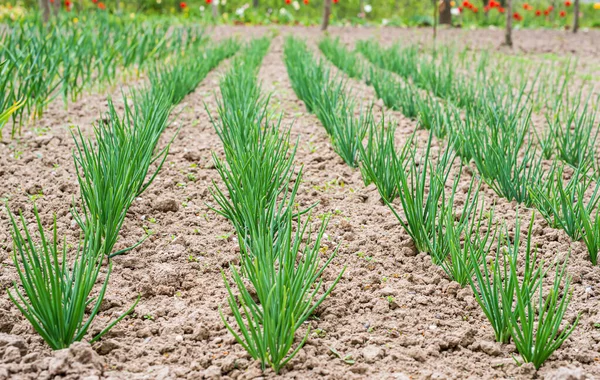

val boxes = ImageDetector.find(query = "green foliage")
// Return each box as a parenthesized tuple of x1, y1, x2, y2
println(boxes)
(359, 114, 398, 201)
(6, 205, 139, 350)
(222, 212, 344, 373)
(469, 216, 543, 344)
(546, 98, 599, 172)
(319, 36, 363, 80)
(366, 133, 455, 253)
(212, 38, 343, 373)
(0, 12, 206, 138)
(529, 165, 600, 241)
(72, 89, 172, 258)
(469, 213, 578, 366)
(465, 104, 543, 205)
(319, 96, 369, 168)
(284, 36, 370, 169)
(430, 179, 491, 287)
(6, 34, 230, 351)
(508, 241, 579, 369)
(580, 201, 600, 265)
(150, 39, 239, 105)
(283, 37, 329, 114)
(368, 67, 419, 120)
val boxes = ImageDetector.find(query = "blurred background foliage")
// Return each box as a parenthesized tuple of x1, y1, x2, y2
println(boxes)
(2, 0, 600, 28)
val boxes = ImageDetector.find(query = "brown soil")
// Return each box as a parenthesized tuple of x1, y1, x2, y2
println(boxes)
(1, 27, 599, 380)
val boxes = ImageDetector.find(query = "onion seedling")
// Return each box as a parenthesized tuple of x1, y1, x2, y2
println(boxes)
(319, 36, 363, 80)
(359, 114, 398, 201)
(221, 212, 345, 373)
(6, 205, 138, 350)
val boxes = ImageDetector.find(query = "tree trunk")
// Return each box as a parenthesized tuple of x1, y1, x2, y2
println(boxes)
(573, 0, 580, 33)
(253, 0, 258, 8)
(51, 0, 60, 16)
(321, 0, 332, 31)
(505, 0, 513, 47)
(39, 0, 51, 22)
(439, 0, 452, 25)
(433, 0, 438, 41)
(359, 0, 364, 15)
(212, 1, 218, 20)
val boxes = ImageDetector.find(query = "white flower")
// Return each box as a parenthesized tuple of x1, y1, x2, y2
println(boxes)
(381, 18, 388, 25)
(199, 5, 205, 11)
(236, 7, 245, 16)
(364, 4, 372, 13)
(214, 0, 219, 5)
(292, 1, 300, 10)
(451, 7, 460, 15)
(279, 8, 287, 15)
(156, 0, 161, 4)
(221, 0, 226, 4)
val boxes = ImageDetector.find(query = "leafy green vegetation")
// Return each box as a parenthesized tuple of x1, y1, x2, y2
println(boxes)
(211, 38, 344, 373)
(5, 38, 233, 350)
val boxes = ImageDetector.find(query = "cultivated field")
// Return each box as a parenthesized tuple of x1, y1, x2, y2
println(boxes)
(1, 26, 600, 379)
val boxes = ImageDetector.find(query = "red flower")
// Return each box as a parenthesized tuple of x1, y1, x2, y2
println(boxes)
(535, 10, 541, 16)
(206, 0, 212, 4)
(303, 0, 309, 4)
(92, 0, 98, 3)
(458, 6, 463, 12)
(472, 6, 478, 12)
(559, 10, 567, 17)
(483, 5, 489, 12)
(523, 3, 529, 9)
(97, 2, 105, 9)
(462, 1, 470, 7)
(179, 1, 186, 8)
(498, 7, 505, 13)
(64, 0, 71, 6)
(49, 0, 54, 3)
(285, 0, 291, 3)
(564, 1, 572, 6)
(513, 12, 522, 20)
(333, 0, 338, 3)
(544, 9, 550, 15)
